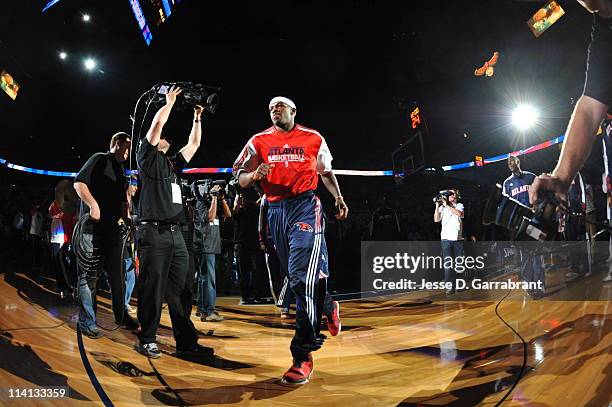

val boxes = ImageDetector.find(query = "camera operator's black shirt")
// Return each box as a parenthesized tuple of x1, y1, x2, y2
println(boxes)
(584, 15, 612, 107)
(75, 152, 127, 229)
(136, 139, 187, 224)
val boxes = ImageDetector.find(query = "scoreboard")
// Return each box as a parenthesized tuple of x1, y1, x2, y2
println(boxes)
(128, 0, 184, 46)
(149, 0, 183, 25)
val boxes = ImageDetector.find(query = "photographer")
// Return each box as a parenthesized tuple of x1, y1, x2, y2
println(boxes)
(433, 189, 464, 293)
(194, 183, 231, 322)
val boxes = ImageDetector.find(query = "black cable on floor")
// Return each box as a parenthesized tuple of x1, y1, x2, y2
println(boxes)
(148, 358, 187, 407)
(76, 324, 114, 407)
(493, 289, 528, 407)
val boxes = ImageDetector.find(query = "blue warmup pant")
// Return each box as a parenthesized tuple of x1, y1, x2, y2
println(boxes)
(267, 191, 329, 362)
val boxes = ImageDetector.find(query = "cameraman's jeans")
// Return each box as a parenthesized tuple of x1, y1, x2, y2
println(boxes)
(77, 225, 125, 331)
(520, 252, 544, 287)
(125, 257, 136, 307)
(566, 216, 588, 275)
(197, 253, 216, 315)
(441, 240, 464, 285)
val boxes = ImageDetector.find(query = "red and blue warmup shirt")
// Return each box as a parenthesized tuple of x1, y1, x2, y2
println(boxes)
(502, 171, 536, 207)
(601, 116, 612, 196)
(233, 124, 333, 202)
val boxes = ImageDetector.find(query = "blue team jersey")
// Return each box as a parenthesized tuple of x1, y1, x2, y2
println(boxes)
(502, 171, 536, 207)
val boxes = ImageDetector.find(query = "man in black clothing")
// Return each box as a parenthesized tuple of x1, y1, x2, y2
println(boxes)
(233, 191, 260, 304)
(74, 132, 139, 338)
(369, 196, 401, 240)
(135, 86, 210, 359)
(530, 1, 611, 206)
(565, 173, 590, 280)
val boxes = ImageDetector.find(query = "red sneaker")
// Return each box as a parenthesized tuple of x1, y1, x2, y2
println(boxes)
(282, 354, 314, 385)
(327, 300, 341, 337)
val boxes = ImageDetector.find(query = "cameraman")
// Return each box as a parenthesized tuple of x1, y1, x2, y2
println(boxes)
(433, 189, 464, 293)
(134, 87, 207, 359)
(530, 1, 610, 207)
(195, 183, 231, 322)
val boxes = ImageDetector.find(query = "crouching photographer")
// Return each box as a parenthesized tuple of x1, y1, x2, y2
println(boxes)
(433, 189, 464, 293)
(193, 180, 231, 322)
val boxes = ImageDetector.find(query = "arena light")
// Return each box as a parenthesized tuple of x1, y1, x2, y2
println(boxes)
(84, 58, 96, 71)
(512, 104, 539, 130)
(59, 51, 67, 60)
(82, 13, 91, 22)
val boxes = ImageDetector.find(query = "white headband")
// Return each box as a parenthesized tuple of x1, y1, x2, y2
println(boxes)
(269, 96, 296, 110)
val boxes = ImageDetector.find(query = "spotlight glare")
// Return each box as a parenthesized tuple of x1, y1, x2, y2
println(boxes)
(59, 51, 67, 60)
(84, 58, 96, 71)
(83, 13, 91, 22)
(512, 104, 539, 130)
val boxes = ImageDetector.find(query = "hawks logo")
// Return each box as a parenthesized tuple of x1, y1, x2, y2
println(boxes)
(511, 184, 529, 197)
(268, 144, 306, 167)
(294, 222, 314, 232)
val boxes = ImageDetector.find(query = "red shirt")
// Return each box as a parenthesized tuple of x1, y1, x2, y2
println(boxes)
(233, 124, 333, 202)
(49, 202, 77, 244)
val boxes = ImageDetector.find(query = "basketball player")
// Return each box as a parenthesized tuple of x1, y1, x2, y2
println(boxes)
(233, 96, 347, 385)
(503, 156, 536, 207)
(502, 156, 544, 298)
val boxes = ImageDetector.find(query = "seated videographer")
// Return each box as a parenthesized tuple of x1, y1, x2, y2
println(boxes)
(194, 183, 231, 322)
(433, 189, 463, 293)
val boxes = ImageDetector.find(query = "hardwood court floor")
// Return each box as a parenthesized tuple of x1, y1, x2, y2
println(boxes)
(0, 269, 610, 406)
